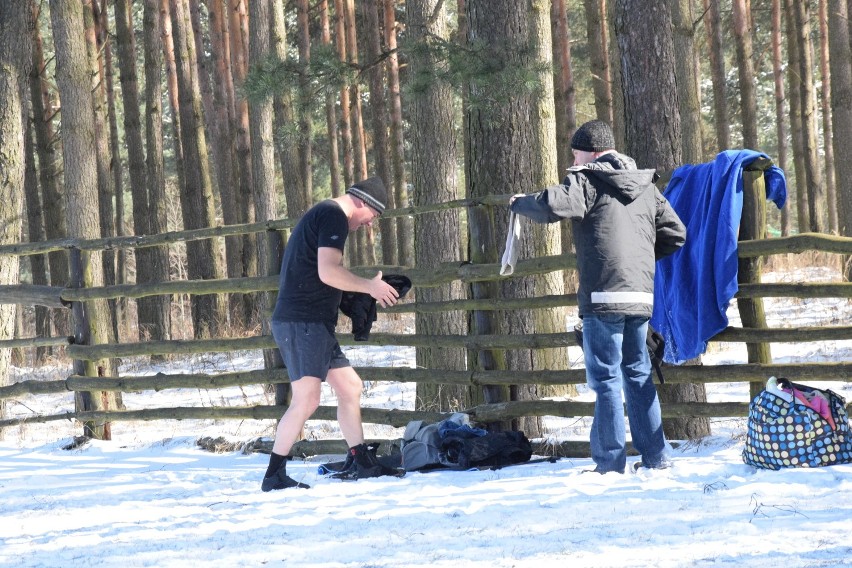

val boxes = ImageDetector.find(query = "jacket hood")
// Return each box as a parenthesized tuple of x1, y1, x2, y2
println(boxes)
(580, 152, 657, 202)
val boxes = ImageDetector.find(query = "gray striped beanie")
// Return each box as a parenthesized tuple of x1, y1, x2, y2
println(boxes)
(346, 176, 387, 214)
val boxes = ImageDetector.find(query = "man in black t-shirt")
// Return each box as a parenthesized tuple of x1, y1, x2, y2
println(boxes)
(261, 177, 401, 492)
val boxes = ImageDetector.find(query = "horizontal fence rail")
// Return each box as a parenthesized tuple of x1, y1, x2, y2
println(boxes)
(2, 189, 851, 453)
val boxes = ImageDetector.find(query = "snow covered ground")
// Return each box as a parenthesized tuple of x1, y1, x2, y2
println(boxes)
(1, 266, 851, 567)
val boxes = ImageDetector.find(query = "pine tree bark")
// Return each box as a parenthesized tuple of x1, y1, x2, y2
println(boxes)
(407, 0, 470, 413)
(671, 0, 703, 164)
(466, 0, 564, 437)
(703, 0, 729, 152)
(344, 0, 375, 266)
(23, 118, 51, 363)
(0, 0, 31, 431)
(100, 0, 130, 344)
(248, 0, 287, 380)
(296, 0, 314, 209)
(513, 0, 568, 435)
(160, 0, 186, 227)
(551, 0, 578, 294)
(209, 0, 245, 308)
(818, 0, 839, 234)
(828, 0, 852, 280)
(229, 0, 257, 326)
(335, 0, 355, 191)
(605, 0, 625, 147)
(384, 0, 413, 264)
(170, 0, 228, 337)
(49, 0, 118, 439)
(319, 0, 342, 199)
(363, 0, 398, 266)
(791, 0, 828, 233)
(116, 0, 158, 343)
(84, 0, 120, 344)
(552, 0, 576, 175)
(142, 0, 172, 343)
(582, 0, 613, 125)
(732, 0, 759, 150)
(614, 0, 710, 440)
(771, 0, 792, 237)
(271, 0, 308, 217)
(784, 0, 809, 231)
(29, 1, 70, 342)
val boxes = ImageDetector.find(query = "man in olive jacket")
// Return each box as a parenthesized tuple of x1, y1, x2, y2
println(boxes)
(510, 120, 686, 474)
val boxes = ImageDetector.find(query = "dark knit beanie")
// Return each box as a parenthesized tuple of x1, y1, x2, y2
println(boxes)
(346, 176, 387, 214)
(571, 120, 615, 152)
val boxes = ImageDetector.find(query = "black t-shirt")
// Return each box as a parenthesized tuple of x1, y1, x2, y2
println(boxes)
(272, 200, 349, 325)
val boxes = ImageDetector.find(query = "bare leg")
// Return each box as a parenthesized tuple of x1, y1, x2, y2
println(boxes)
(326, 366, 365, 447)
(271, 377, 322, 456)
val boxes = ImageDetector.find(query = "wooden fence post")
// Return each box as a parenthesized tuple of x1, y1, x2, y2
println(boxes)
(737, 157, 773, 400)
(69, 247, 110, 439)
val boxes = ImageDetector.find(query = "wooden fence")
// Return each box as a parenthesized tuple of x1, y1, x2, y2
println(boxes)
(2, 179, 852, 456)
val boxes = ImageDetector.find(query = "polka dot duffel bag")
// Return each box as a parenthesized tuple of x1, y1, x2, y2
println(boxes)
(743, 377, 852, 470)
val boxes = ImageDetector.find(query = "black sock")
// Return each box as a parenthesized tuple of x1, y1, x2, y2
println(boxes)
(265, 452, 287, 478)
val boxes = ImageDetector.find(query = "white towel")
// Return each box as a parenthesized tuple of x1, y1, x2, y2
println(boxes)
(500, 211, 521, 276)
(765, 376, 794, 403)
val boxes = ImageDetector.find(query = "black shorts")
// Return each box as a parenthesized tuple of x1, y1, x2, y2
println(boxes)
(270, 320, 350, 381)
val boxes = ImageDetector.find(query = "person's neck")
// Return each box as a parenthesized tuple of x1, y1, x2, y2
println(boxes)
(332, 195, 356, 218)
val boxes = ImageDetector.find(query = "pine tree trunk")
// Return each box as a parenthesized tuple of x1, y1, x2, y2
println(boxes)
(85, 0, 120, 345)
(614, 0, 710, 441)
(792, 0, 828, 233)
(49, 0, 117, 439)
(771, 0, 792, 237)
(209, 0, 242, 293)
(818, 0, 839, 234)
(703, 0, 729, 152)
(552, 0, 576, 175)
(671, 0, 703, 164)
(23, 119, 51, 363)
(0, 0, 30, 433)
(319, 0, 342, 199)
(296, 0, 314, 209)
(408, 0, 470, 413)
(606, 0, 625, 147)
(335, 0, 354, 190)
(466, 0, 564, 437)
(248, 0, 287, 380)
(29, 2, 71, 346)
(160, 0, 187, 222)
(116, 0, 152, 342)
(582, 0, 613, 125)
(784, 0, 809, 232)
(828, 0, 852, 280)
(142, 0, 172, 344)
(170, 0, 228, 338)
(334, 0, 357, 266)
(384, 0, 413, 264)
(551, 0, 578, 294)
(364, 0, 398, 266)
(344, 0, 375, 266)
(732, 0, 759, 150)
(228, 0, 257, 326)
(101, 0, 130, 344)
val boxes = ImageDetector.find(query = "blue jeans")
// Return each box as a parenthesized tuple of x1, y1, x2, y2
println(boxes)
(583, 314, 670, 472)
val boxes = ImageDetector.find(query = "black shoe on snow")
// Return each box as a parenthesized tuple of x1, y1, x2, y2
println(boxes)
(331, 443, 404, 480)
(261, 468, 310, 492)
